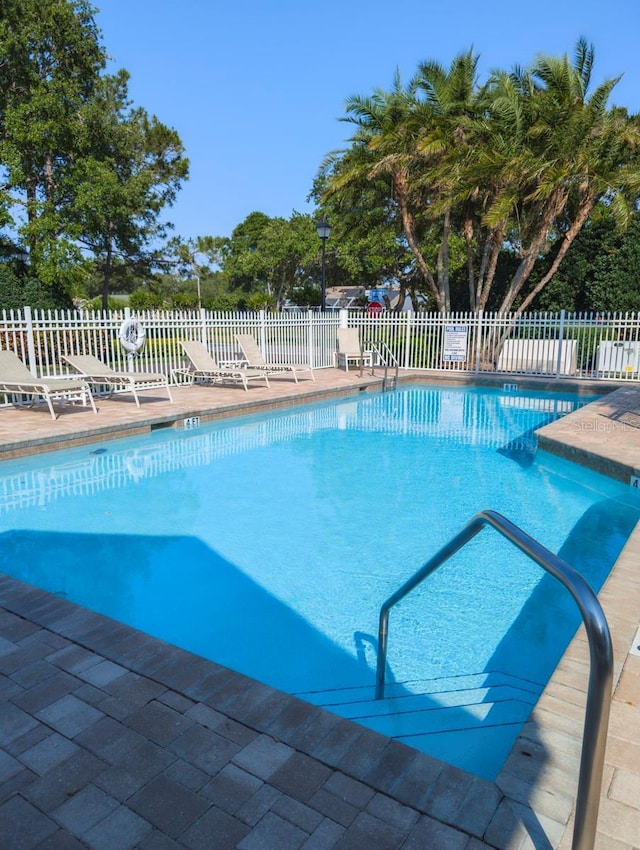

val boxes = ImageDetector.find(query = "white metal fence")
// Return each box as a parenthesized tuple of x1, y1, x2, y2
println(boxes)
(1, 307, 639, 392)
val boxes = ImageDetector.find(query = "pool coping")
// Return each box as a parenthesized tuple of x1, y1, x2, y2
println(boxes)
(1, 369, 639, 848)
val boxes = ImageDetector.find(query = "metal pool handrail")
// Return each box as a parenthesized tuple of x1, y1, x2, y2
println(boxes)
(375, 509, 613, 850)
(360, 338, 399, 391)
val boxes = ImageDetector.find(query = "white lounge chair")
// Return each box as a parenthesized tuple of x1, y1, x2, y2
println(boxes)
(335, 328, 367, 371)
(63, 354, 173, 407)
(0, 350, 98, 420)
(235, 334, 315, 383)
(173, 340, 270, 391)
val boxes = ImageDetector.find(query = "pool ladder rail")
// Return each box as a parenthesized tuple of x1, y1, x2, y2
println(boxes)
(360, 339, 399, 391)
(376, 509, 613, 850)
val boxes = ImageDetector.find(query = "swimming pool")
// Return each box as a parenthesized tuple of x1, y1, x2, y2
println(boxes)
(0, 384, 638, 780)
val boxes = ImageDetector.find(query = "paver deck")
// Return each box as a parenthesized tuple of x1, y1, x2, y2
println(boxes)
(0, 369, 638, 849)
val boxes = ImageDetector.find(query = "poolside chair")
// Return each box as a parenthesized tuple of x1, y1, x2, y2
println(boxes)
(0, 350, 98, 420)
(173, 340, 270, 391)
(235, 333, 315, 383)
(335, 328, 367, 372)
(63, 354, 173, 407)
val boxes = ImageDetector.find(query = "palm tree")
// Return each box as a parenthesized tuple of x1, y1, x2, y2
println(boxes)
(481, 38, 640, 315)
(321, 72, 451, 307)
(321, 40, 640, 317)
(413, 50, 481, 311)
(322, 55, 483, 313)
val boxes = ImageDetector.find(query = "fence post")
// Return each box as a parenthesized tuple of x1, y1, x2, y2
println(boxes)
(199, 306, 208, 346)
(24, 306, 37, 376)
(555, 309, 566, 380)
(258, 309, 267, 353)
(475, 310, 484, 375)
(404, 310, 412, 369)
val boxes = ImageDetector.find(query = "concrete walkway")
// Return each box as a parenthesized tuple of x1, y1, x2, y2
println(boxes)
(0, 370, 638, 849)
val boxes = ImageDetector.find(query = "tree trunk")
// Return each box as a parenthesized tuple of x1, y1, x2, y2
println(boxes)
(477, 221, 507, 312)
(102, 232, 114, 312)
(496, 190, 567, 314)
(479, 192, 564, 363)
(394, 272, 407, 312)
(517, 196, 596, 313)
(394, 171, 445, 312)
(463, 211, 476, 311)
(437, 208, 451, 312)
(483, 192, 592, 365)
(44, 154, 55, 201)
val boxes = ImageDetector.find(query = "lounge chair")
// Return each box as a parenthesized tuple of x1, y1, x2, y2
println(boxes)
(335, 328, 368, 371)
(173, 340, 270, 391)
(0, 350, 98, 420)
(235, 334, 315, 383)
(63, 354, 173, 407)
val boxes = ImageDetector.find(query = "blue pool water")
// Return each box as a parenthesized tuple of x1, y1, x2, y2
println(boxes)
(0, 384, 638, 779)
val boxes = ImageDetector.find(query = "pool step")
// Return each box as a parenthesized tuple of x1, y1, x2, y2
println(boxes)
(297, 669, 539, 707)
(294, 669, 541, 770)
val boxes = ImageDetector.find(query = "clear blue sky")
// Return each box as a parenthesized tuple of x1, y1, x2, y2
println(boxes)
(95, 0, 640, 242)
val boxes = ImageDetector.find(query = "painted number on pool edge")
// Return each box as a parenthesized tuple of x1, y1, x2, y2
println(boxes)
(184, 416, 201, 430)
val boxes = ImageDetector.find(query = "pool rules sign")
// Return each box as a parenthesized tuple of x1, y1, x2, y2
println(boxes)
(443, 325, 468, 362)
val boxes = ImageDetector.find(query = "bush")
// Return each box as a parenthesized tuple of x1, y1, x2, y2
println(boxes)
(0, 266, 72, 310)
(246, 292, 276, 311)
(565, 324, 615, 369)
(204, 292, 243, 311)
(86, 295, 128, 311)
(129, 290, 165, 310)
(170, 292, 199, 309)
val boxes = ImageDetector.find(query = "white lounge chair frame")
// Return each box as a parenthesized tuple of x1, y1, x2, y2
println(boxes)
(173, 340, 270, 391)
(335, 328, 367, 371)
(0, 350, 97, 420)
(235, 334, 315, 383)
(63, 354, 173, 407)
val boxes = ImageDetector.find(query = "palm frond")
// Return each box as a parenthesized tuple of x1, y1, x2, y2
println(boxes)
(573, 37, 594, 93)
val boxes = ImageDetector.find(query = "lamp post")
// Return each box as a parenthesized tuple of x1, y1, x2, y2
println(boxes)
(315, 218, 331, 311)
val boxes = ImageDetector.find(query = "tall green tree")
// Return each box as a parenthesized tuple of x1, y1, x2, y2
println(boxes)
(412, 50, 480, 310)
(0, 0, 188, 307)
(580, 211, 640, 312)
(164, 234, 228, 308)
(311, 165, 419, 307)
(0, 0, 106, 289)
(70, 70, 188, 309)
(222, 212, 321, 308)
(320, 55, 479, 312)
(221, 212, 271, 297)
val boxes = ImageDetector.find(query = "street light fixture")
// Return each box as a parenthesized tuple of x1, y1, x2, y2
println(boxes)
(315, 218, 331, 311)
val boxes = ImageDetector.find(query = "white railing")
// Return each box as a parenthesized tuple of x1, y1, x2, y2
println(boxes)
(349, 309, 640, 380)
(0, 307, 638, 402)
